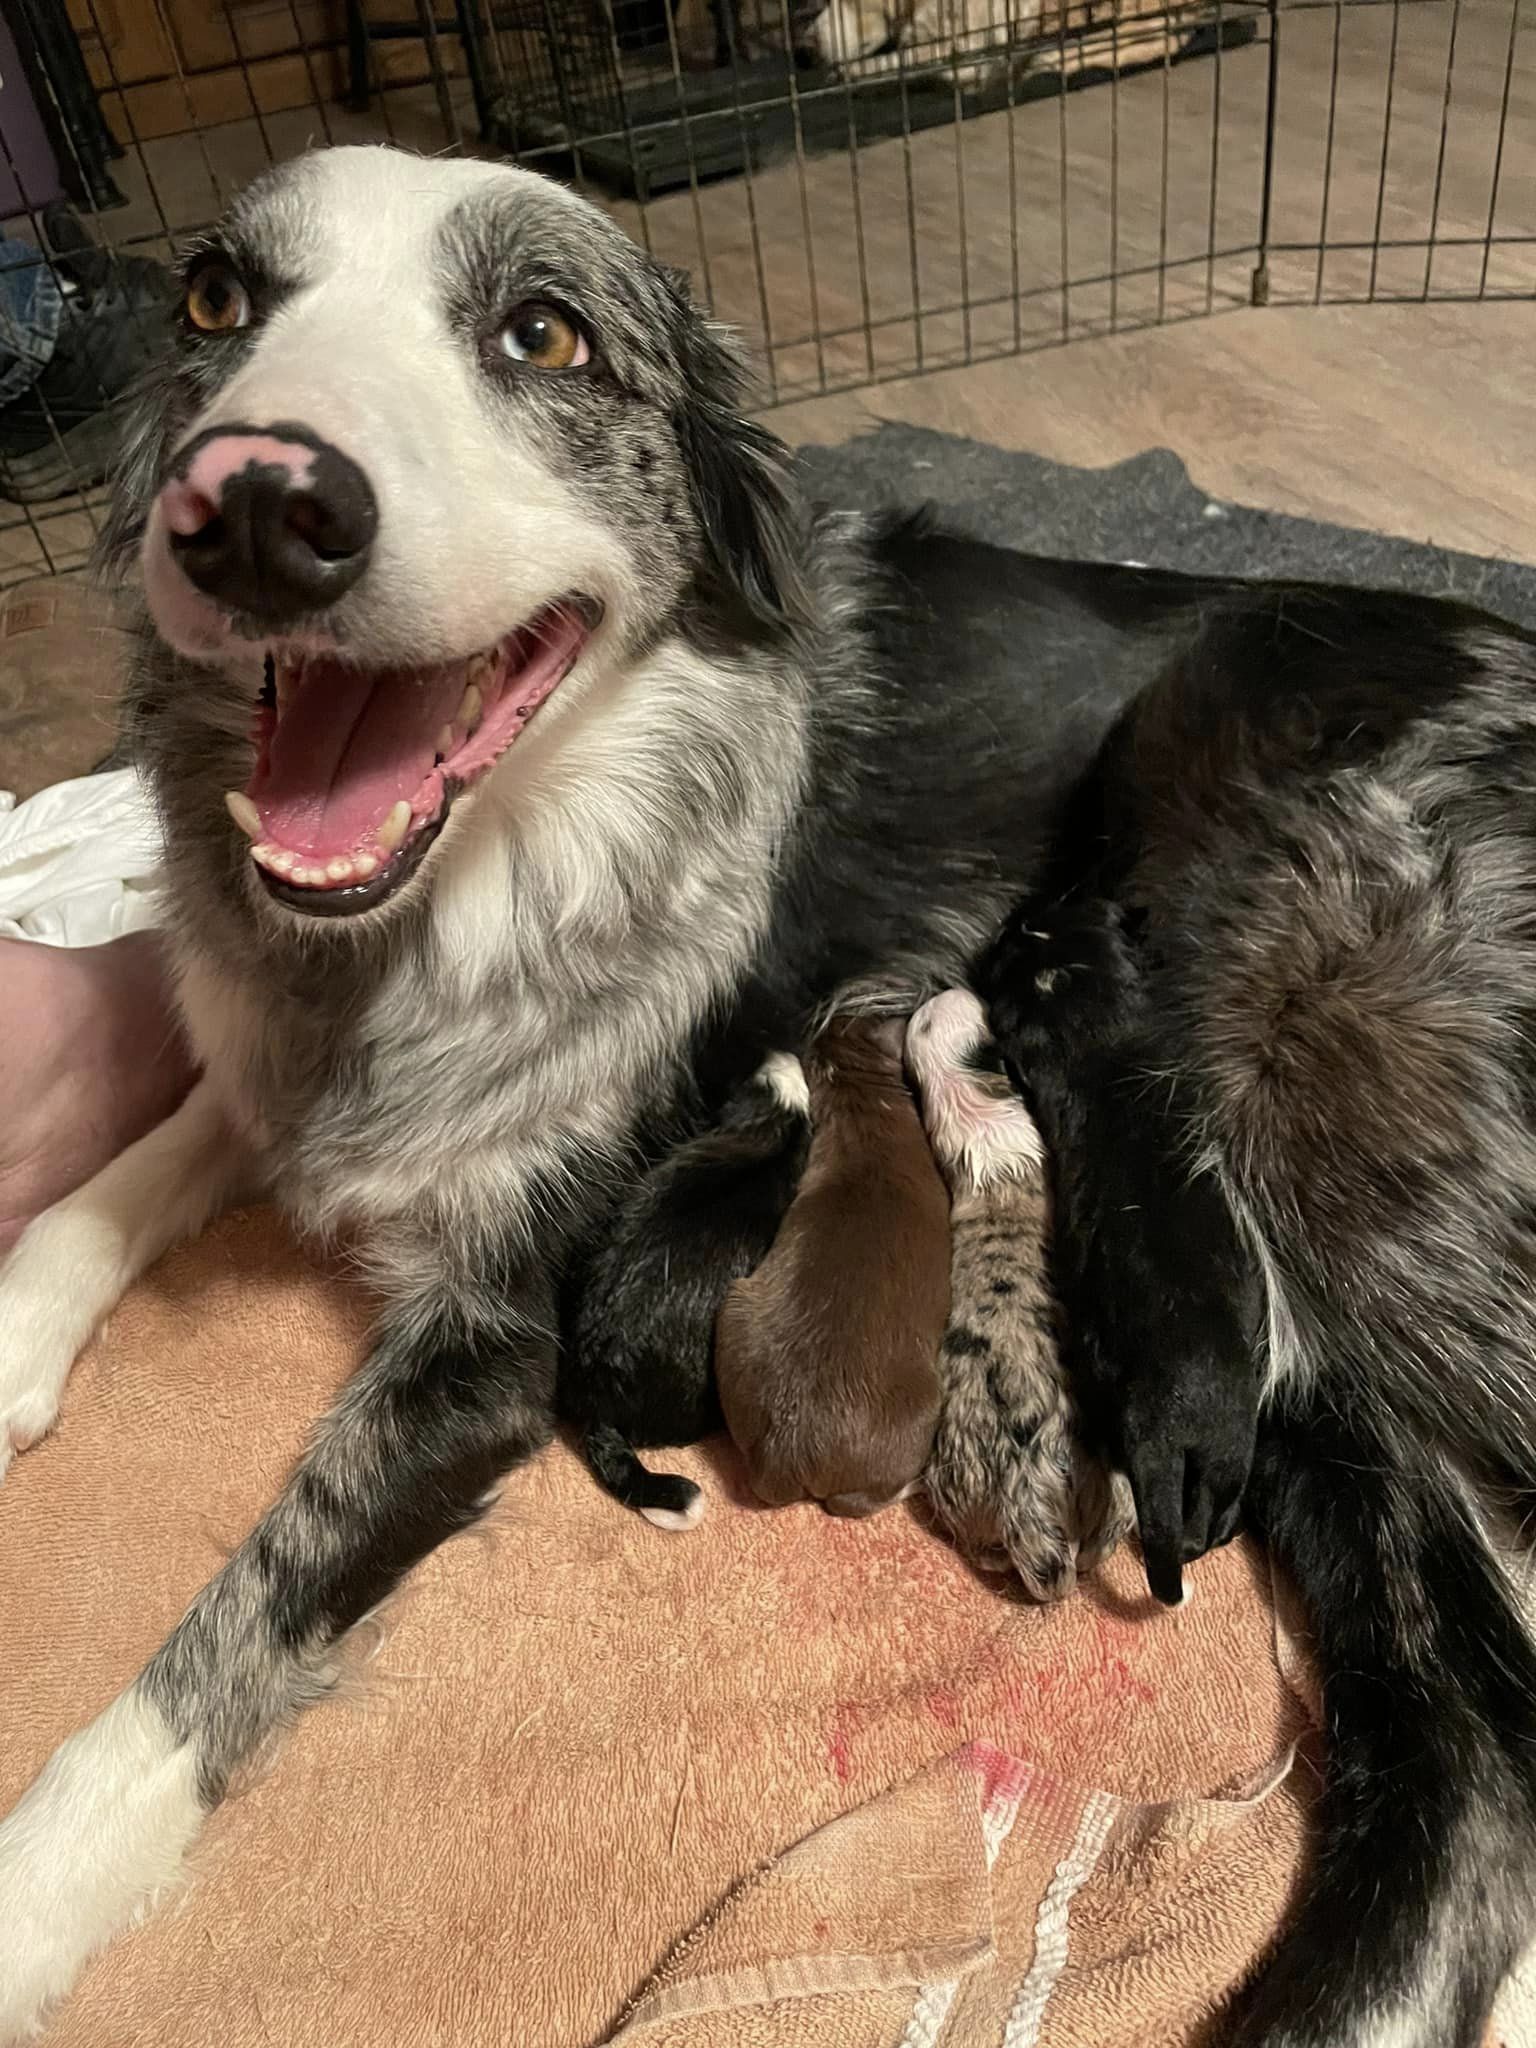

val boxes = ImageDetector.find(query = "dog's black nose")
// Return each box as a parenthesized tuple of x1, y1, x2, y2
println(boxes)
(163, 426, 378, 624)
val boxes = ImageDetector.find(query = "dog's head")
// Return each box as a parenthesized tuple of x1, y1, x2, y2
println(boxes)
(114, 146, 810, 921)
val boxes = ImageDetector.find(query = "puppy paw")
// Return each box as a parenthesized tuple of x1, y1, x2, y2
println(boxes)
(927, 1398, 1083, 1602)
(996, 1422, 1082, 1603)
(637, 1473, 706, 1531)
(1116, 1367, 1259, 1605)
(1001, 1514, 1078, 1603)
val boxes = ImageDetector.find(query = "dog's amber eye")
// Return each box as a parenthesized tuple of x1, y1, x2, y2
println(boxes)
(185, 261, 251, 334)
(499, 301, 589, 371)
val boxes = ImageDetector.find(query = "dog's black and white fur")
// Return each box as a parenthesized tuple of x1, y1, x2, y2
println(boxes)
(987, 633, 1536, 2044)
(1, 144, 1536, 2046)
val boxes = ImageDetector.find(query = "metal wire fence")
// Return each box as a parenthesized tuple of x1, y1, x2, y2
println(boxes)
(0, 0, 1528, 582)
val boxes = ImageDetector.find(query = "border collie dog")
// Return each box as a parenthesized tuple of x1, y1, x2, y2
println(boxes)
(1, 145, 1535, 2046)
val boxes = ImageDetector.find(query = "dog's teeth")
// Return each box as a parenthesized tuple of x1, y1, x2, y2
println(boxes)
(435, 724, 456, 759)
(458, 683, 483, 732)
(465, 651, 494, 687)
(253, 844, 294, 876)
(325, 858, 355, 884)
(353, 852, 379, 879)
(275, 663, 297, 713)
(377, 801, 412, 855)
(225, 791, 262, 839)
(293, 865, 324, 886)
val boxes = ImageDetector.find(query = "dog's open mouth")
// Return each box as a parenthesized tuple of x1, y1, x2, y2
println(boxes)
(226, 599, 596, 916)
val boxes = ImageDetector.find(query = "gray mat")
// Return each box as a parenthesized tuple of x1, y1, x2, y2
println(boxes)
(793, 423, 1536, 634)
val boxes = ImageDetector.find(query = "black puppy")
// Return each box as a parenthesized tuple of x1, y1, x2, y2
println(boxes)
(558, 1054, 811, 1527)
(976, 898, 1264, 1604)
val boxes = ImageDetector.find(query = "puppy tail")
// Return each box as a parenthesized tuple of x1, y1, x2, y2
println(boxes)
(582, 1424, 705, 1531)
(1233, 1394, 1536, 2048)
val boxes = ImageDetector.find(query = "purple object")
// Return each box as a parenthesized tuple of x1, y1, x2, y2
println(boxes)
(0, 8, 63, 222)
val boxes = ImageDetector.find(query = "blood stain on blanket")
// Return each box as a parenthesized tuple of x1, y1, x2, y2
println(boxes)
(968, 1741, 1033, 1818)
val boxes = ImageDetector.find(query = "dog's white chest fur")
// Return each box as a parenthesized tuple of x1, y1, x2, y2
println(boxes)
(174, 633, 807, 1263)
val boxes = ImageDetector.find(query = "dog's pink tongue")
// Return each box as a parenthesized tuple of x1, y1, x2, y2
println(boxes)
(251, 658, 462, 858)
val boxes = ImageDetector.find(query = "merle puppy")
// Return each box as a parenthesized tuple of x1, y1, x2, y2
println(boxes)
(907, 987, 1131, 1598)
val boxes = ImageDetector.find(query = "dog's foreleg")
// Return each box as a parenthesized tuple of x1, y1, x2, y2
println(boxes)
(0, 1262, 556, 2041)
(0, 1077, 252, 1475)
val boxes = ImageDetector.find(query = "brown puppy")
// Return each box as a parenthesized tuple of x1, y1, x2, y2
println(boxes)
(716, 1014, 950, 1515)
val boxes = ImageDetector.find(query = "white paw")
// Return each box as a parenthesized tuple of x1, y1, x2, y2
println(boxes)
(0, 1226, 98, 1479)
(0, 1690, 203, 2043)
(0, 1379, 60, 1480)
(0, 1304, 75, 1479)
(0, 1889, 86, 2043)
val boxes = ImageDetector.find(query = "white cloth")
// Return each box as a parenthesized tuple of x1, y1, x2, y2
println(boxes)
(0, 769, 164, 945)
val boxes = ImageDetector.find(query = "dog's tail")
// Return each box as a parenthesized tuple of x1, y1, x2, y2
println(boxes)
(582, 1423, 705, 1530)
(1233, 1393, 1536, 2048)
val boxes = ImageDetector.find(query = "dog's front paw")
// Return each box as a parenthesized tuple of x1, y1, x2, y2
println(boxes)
(0, 1688, 205, 2043)
(0, 1310, 72, 1479)
(0, 1879, 84, 2044)
(0, 1366, 61, 1480)
(0, 1231, 90, 1479)
(0, 1318, 71, 1478)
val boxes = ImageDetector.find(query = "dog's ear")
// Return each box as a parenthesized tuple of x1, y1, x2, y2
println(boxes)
(664, 271, 814, 638)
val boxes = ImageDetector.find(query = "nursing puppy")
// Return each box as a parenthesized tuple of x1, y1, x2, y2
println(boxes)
(559, 1054, 810, 1527)
(716, 1015, 949, 1514)
(978, 897, 1264, 1607)
(906, 988, 1130, 1598)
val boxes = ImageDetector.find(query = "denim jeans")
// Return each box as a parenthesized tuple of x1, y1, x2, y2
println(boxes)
(0, 235, 61, 408)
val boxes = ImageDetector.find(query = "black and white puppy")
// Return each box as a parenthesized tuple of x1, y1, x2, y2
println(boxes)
(558, 1053, 810, 1526)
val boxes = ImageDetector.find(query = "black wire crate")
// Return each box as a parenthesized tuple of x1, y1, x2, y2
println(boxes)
(0, 0, 1526, 583)
(492, 0, 1261, 200)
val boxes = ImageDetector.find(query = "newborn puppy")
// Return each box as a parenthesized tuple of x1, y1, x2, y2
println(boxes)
(559, 1055, 811, 1528)
(715, 1014, 949, 1515)
(907, 989, 1132, 1599)
(977, 899, 1265, 1605)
